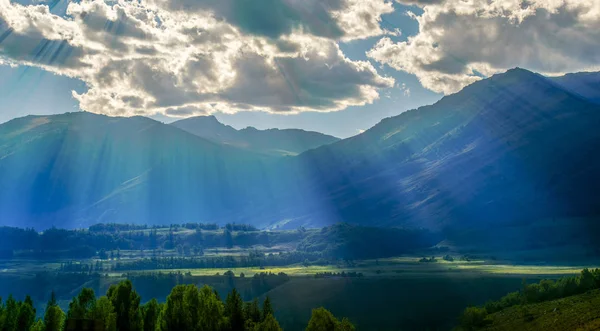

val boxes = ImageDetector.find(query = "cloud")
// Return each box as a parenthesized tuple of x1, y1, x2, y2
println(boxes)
(369, 0, 600, 94)
(0, 0, 395, 116)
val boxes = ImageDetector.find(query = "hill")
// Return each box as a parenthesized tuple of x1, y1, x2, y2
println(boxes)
(477, 289, 600, 331)
(171, 116, 340, 156)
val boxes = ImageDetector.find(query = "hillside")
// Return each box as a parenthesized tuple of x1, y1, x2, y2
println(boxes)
(478, 289, 600, 331)
(171, 116, 340, 156)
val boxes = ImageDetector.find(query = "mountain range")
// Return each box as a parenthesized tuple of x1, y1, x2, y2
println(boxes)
(171, 116, 339, 156)
(1, 68, 600, 252)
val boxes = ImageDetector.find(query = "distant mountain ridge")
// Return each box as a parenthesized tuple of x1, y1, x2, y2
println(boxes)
(171, 116, 340, 156)
(549, 71, 600, 104)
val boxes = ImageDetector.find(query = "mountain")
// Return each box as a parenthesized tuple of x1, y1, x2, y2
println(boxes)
(0, 112, 276, 229)
(2, 68, 600, 242)
(269, 68, 600, 236)
(171, 116, 340, 156)
(549, 71, 600, 104)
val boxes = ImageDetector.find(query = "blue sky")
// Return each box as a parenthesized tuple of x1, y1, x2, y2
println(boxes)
(1, 0, 598, 138)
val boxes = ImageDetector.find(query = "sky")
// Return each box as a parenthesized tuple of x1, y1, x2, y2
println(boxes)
(0, 0, 599, 138)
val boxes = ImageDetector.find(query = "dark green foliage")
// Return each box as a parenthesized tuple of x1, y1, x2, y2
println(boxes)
(142, 299, 160, 331)
(262, 297, 273, 322)
(243, 299, 261, 325)
(306, 307, 355, 331)
(66, 288, 96, 321)
(107, 280, 142, 331)
(29, 319, 44, 331)
(459, 307, 489, 331)
(89, 296, 117, 331)
(158, 284, 226, 331)
(0, 277, 355, 331)
(224, 289, 244, 331)
(44, 292, 65, 331)
(15, 295, 35, 331)
(253, 314, 282, 331)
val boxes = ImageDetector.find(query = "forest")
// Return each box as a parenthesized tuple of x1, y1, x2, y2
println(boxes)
(0, 280, 354, 331)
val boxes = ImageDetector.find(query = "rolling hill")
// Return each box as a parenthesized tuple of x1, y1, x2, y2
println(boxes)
(477, 289, 600, 331)
(171, 116, 340, 156)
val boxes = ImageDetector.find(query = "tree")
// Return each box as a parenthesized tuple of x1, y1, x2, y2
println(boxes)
(198, 285, 226, 331)
(306, 308, 337, 331)
(306, 307, 355, 331)
(459, 307, 489, 331)
(262, 297, 273, 322)
(29, 319, 44, 331)
(107, 280, 143, 331)
(67, 288, 96, 321)
(88, 296, 117, 331)
(253, 314, 282, 331)
(244, 298, 261, 324)
(338, 318, 355, 331)
(224, 288, 244, 331)
(2, 295, 18, 331)
(44, 292, 65, 331)
(16, 295, 36, 331)
(142, 299, 160, 331)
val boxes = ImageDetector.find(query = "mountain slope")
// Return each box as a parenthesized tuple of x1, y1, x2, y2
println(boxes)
(171, 116, 340, 156)
(271, 68, 600, 234)
(549, 71, 600, 104)
(0, 112, 274, 229)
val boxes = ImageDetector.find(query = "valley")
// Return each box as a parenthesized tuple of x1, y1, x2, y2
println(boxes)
(0, 222, 598, 330)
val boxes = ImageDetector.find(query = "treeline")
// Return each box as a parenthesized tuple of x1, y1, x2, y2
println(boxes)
(0, 280, 354, 331)
(314, 272, 363, 279)
(297, 223, 440, 260)
(113, 251, 327, 271)
(89, 223, 257, 233)
(0, 225, 307, 260)
(459, 268, 600, 330)
(128, 272, 290, 302)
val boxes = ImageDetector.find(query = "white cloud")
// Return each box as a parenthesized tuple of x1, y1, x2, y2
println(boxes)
(0, 0, 395, 116)
(369, 0, 600, 94)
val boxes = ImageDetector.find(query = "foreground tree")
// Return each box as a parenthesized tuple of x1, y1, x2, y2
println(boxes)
(306, 307, 355, 331)
(254, 314, 282, 331)
(142, 299, 160, 331)
(225, 288, 244, 331)
(44, 292, 65, 331)
(107, 280, 143, 331)
(16, 295, 36, 331)
(262, 296, 273, 321)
